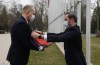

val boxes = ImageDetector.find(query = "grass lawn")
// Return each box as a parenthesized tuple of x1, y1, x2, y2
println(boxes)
(27, 44, 66, 65)
(82, 37, 100, 65)
(28, 37, 100, 65)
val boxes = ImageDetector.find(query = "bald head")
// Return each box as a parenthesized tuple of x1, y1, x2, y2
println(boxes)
(22, 5, 35, 14)
(22, 5, 36, 22)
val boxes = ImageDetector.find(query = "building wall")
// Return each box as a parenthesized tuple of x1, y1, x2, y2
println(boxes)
(48, 0, 66, 33)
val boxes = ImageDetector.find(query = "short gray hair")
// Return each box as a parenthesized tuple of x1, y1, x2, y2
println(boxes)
(22, 5, 35, 13)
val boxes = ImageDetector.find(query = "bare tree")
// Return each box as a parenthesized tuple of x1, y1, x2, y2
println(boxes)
(91, 0, 100, 35)
(30, 0, 48, 31)
(7, 1, 22, 31)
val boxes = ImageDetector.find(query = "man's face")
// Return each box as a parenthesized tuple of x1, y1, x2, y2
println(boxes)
(26, 9, 35, 21)
(64, 15, 71, 26)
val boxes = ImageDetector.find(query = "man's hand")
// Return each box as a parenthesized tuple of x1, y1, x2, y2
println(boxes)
(35, 30, 43, 34)
(31, 31, 40, 38)
(34, 30, 47, 35)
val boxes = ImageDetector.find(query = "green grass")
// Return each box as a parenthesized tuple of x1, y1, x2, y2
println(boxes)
(28, 37, 100, 65)
(28, 44, 66, 65)
(82, 37, 100, 65)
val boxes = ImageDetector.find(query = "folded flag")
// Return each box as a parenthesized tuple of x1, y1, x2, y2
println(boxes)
(35, 38, 50, 46)
(30, 37, 51, 51)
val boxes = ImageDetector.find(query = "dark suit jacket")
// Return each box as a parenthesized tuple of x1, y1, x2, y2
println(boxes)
(6, 16, 39, 65)
(47, 25, 87, 65)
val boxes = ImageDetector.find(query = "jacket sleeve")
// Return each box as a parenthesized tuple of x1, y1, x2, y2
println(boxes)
(47, 30, 75, 42)
(48, 32, 63, 35)
(16, 22, 33, 49)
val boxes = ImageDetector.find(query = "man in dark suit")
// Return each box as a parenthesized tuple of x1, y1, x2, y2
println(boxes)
(31, 14, 87, 65)
(6, 5, 38, 65)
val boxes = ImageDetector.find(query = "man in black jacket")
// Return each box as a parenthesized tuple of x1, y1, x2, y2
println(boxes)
(31, 14, 87, 65)
(6, 5, 38, 65)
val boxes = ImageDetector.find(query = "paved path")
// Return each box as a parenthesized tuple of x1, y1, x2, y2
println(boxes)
(0, 34, 10, 65)
(0, 34, 65, 65)
(56, 43, 65, 55)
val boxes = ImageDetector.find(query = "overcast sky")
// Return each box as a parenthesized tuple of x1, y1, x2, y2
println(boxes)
(2, 0, 97, 13)
(3, 0, 34, 6)
(3, 0, 96, 6)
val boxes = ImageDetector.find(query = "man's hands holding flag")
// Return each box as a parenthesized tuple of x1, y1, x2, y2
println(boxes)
(31, 30, 53, 48)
